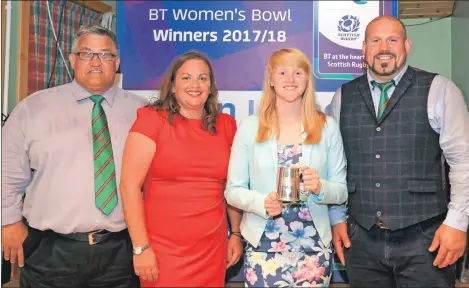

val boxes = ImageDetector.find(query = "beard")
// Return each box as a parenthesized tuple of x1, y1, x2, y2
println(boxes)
(366, 51, 406, 77)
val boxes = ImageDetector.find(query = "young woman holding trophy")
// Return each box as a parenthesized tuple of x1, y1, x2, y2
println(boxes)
(225, 48, 348, 287)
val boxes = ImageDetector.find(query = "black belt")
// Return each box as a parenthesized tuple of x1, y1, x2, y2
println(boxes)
(376, 221, 389, 229)
(58, 229, 129, 245)
(375, 214, 446, 231)
(29, 227, 129, 246)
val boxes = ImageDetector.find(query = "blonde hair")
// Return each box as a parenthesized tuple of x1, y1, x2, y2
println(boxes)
(256, 48, 326, 143)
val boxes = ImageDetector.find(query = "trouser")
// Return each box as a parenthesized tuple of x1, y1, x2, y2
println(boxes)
(2, 257, 11, 284)
(345, 215, 455, 288)
(20, 226, 140, 288)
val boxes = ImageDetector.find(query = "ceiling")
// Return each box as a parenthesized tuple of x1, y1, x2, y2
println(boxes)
(399, 0, 455, 19)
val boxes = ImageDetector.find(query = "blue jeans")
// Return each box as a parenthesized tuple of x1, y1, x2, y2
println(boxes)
(344, 215, 455, 288)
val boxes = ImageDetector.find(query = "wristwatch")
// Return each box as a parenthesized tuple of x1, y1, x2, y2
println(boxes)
(133, 244, 151, 255)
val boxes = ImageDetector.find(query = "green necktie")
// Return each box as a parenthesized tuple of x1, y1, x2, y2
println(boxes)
(90, 95, 118, 215)
(371, 80, 395, 120)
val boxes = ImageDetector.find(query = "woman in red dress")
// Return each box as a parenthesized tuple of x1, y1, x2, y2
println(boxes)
(119, 51, 243, 287)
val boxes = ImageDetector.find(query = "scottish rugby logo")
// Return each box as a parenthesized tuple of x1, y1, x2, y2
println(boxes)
(338, 15, 361, 41)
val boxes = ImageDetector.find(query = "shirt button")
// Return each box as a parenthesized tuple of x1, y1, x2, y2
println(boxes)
(375, 154, 381, 159)
(375, 182, 381, 187)
(377, 211, 382, 217)
(376, 127, 381, 132)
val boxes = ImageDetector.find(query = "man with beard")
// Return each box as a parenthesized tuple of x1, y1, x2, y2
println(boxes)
(328, 15, 469, 287)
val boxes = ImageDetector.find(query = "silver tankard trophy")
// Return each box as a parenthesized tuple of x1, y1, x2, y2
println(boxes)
(277, 166, 303, 202)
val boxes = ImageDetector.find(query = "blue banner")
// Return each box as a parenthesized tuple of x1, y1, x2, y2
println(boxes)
(117, 1, 397, 92)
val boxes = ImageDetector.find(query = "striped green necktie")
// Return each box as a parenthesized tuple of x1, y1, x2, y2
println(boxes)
(371, 80, 395, 120)
(90, 95, 118, 215)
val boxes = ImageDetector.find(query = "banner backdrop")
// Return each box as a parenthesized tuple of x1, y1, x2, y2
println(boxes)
(116, 0, 398, 282)
(117, 0, 397, 122)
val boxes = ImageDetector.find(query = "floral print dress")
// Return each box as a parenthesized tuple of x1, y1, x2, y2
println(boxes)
(244, 144, 333, 287)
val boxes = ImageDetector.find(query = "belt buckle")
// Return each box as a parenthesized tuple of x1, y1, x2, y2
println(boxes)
(88, 230, 103, 245)
(376, 221, 389, 230)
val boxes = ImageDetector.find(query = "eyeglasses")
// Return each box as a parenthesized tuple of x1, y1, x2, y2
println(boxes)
(74, 52, 118, 61)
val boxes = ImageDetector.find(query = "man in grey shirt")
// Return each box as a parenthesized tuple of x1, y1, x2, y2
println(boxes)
(2, 26, 146, 287)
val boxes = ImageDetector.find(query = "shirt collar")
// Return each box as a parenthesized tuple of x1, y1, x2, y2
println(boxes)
(71, 80, 117, 107)
(367, 63, 409, 90)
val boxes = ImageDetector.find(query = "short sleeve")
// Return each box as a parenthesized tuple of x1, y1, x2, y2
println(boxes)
(129, 107, 162, 143)
(220, 114, 238, 146)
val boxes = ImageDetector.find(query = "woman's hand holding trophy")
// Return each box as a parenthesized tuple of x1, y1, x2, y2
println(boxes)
(264, 192, 283, 217)
(265, 165, 322, 217)
(301, 167, 322, 195)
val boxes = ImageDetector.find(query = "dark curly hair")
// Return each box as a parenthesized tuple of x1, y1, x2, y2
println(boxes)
(150, 51, 219, 134)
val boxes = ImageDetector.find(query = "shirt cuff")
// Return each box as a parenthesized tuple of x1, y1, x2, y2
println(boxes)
(443, 208, 469, 232)
(328, 205, 347, 226)
(1, 206, 24, 226)
(252, 192, 268, 220)
(310, 186, 325, 202)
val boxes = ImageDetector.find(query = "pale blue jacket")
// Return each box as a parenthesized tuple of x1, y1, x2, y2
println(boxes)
(225, 115, 348, 248)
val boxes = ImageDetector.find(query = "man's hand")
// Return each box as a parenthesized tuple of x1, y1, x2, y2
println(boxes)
(2, 221, 28, 267)
(226, 235, 243, 268)
(429, 224, 466, 268)
(332, 222, 351, 266)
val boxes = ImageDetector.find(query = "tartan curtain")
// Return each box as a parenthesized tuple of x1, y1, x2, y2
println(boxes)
(28, 0, 102, 95)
